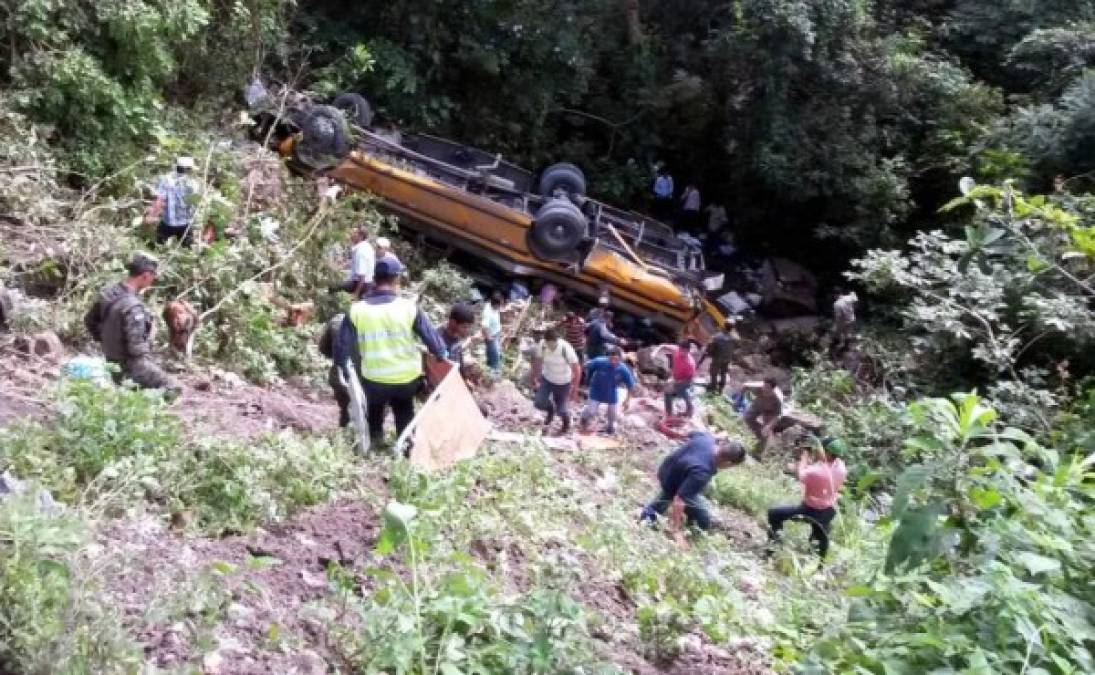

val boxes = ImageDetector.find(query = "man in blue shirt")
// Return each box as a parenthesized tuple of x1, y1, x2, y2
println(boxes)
(579, 346, 635, 435)
(640, 432, 746, 532)
(652, 167, 675, 219)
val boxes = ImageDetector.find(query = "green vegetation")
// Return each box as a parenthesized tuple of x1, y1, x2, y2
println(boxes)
(0, 0, 1093, 672)
(0, 494, 140, 674)
(0, 382, 363, 534)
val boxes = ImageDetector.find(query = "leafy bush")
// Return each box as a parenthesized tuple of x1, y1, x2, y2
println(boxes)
(850, 184, 1095, 432)
(805, 393, 1095, 673)
(0, 381, 181, 505)
(707, 463, 797, 518)
(0, 494, 140, 673)
(336, 501, 606, 673)
(175, 432, 361, 535)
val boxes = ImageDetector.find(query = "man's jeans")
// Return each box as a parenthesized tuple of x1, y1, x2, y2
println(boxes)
(767, 503, 837, 557)
(664, 380, 694, 417)
(533, 380, 572, 427)
(485, 337, 501, 373)
(580, 400, 618, 433)
(640, 491, 712, 530)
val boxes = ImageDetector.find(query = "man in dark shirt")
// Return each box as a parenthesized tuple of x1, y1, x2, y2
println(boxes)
(318, 312, 351, 427)
(640, 432, 746, 532)
(557, 311, 586, 362)
(439, 302, 476, 378)
(697, 319, 737, 393)
(585, 310, 623, 360)
(333, 258, 448, 444)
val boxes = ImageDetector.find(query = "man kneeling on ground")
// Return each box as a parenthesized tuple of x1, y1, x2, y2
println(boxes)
(767, 436, 848, 559)
(640, 432, 746, 539)
(530, 327, 581, 435)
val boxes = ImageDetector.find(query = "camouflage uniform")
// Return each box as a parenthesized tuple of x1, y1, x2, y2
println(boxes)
(84, 282, 175, 391)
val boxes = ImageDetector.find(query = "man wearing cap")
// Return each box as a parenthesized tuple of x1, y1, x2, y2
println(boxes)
(333, 257, 448, 445)
(698, 319, 738, 394)
(640, 432, 746, 535)
(84, 253, 178, 394)
(146, 157, 198, 245)
(766, 436, 848, 558)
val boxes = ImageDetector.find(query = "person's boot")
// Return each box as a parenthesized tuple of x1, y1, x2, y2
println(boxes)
(560, 416, 571, 436)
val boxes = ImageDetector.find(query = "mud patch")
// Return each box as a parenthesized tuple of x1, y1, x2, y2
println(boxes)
(94, 500, 379, 673)
(172, 373, 337, 438)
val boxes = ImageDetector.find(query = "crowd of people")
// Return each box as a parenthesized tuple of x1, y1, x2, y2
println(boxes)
(79, 157, 850, 561)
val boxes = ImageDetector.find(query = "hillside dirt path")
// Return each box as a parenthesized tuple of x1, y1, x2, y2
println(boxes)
(2, 342, 779, 673)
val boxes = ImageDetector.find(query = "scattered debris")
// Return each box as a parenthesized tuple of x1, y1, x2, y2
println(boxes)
(13, 330, 63, 360)
(0, 470, 62, 515)
(397, 369, 491, 470)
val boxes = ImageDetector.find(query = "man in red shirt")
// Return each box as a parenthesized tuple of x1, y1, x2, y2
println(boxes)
(766, 436, 848, 558)
(657, 340, 697, 418)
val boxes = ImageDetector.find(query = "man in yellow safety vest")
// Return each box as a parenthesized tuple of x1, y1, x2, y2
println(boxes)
(333, 257, 449, 445)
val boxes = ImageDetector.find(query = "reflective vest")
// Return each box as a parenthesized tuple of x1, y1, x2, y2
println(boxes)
(349, 297, 422, 384)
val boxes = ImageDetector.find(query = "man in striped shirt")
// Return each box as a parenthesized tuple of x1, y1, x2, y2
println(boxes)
(557, 311, 586, 362)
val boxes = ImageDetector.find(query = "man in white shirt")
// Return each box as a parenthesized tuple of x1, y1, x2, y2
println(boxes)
(145, 156, 198, 245)
(530, 327, 581, 434)
(832, 289, 859, 352)
(348, 227, 375, 298)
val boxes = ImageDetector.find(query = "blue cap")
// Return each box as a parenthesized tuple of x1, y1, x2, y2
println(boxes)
(374, 257, 403, 280)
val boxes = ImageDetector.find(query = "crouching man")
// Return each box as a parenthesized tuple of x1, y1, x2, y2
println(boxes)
(84, 253, 179, 396)
(767, 436, 848, 559)
(640, 432, 747, 540)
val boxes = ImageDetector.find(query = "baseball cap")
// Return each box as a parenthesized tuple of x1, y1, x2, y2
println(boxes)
(127, 252, 160, 276)
(374, 257, 403, 280)
(376, 236, 391, 249)
(175, 156, 196, 170)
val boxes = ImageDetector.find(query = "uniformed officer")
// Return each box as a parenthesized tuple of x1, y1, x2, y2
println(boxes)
(333, 258, 448, 445)
(84, 253, 179, 395)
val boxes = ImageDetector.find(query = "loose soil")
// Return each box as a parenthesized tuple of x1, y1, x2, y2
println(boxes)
(4, 324, 793, 674)
(94, 500, 379, 674)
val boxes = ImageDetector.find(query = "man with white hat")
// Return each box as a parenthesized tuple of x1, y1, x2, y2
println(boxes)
(145, 156, 198, 245)
(375, 236, 400, 267)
